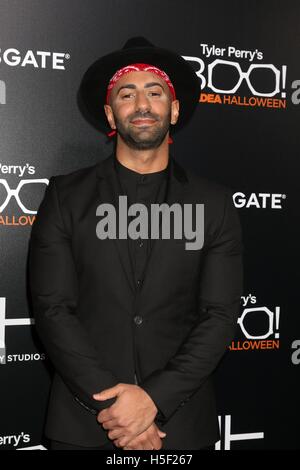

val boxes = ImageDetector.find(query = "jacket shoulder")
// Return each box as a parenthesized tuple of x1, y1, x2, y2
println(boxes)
(46, 161, 103, 211)
(50, 161, 98, 190)
(182, 163, 233, 201)
(181, 163, 238, 237)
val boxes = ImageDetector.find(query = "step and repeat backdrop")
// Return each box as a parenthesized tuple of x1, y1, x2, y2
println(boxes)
(0, 0, 299, 450)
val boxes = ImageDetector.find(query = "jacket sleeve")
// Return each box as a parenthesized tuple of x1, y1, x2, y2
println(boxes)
(28, 176, 119, 414)
(140, 188, 243, 423)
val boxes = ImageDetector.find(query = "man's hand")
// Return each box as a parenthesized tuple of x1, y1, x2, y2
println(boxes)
(93, 383, 159, 448)
(122, 422, 167, 450)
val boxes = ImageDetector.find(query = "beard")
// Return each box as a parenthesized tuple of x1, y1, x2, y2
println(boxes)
(114, 110, 172, 150)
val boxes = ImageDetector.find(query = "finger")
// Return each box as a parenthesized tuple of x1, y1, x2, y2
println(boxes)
(121, 436, 139, 450)
(115, 435, 134, 448)
(124, 442, 136, 450)
(113, 439, 123, 448)
(152, 435, 163, 450)
(101, 419, 118, 430)
(108, 428, 125, 440)
(97, 402, 119, 424)
(146, 432, 160, 450)
(97, 409, 113, 424)
(93, 384, 122, 401)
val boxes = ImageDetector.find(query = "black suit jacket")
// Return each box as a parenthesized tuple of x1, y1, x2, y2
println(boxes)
(28, 153, 243, 450)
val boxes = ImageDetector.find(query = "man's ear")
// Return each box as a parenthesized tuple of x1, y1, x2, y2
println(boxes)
(171, 99, 180, 125)
(104, 104, 116, 130)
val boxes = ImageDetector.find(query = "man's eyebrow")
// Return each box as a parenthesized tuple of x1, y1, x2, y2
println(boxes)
(144, 82, 165, 90)
(116, 82, 165, 95)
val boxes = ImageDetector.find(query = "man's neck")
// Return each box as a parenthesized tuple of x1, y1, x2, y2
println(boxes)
(115, 136, 169, 174)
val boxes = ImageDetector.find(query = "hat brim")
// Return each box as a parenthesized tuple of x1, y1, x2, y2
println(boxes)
(77, 45, 200, 135)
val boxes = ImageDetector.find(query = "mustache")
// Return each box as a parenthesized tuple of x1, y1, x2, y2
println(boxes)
(129, 112, 159, 121)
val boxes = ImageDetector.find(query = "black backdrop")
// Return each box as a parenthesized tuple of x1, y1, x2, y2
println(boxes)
(0, 0, 299, 450)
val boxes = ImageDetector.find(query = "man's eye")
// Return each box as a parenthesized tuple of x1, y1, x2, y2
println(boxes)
(121, 92, 161, 99)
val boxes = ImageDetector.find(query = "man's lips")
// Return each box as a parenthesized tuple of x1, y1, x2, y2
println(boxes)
(131, 118, 157, 126)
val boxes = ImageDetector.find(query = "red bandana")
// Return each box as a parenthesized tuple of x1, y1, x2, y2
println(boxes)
(106, 63, 176, 104)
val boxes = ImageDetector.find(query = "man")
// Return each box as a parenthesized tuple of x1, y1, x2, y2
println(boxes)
(29, 37, 243, 450)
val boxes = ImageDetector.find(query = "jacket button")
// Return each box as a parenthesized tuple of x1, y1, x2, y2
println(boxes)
(134, 315, 143, 325)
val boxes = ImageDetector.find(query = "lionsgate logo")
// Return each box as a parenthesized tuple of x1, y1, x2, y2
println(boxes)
(0, 48, 69, 104)
(0, 47, 69, 69)
(95, 196, 205, 250)
(233, 192, 286, 209)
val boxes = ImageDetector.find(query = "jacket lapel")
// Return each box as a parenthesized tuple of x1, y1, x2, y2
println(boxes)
(95, 153, 188, 294)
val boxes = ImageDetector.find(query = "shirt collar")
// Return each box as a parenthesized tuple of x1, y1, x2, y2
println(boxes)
(114, 156, 170, 184)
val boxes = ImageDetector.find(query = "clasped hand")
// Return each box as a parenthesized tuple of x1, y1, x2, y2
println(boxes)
(93, 383, 166, 449)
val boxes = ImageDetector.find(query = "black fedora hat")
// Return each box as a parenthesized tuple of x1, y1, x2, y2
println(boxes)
(77, 36, 200, 135)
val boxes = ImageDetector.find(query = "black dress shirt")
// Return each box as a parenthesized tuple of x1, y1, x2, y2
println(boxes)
(114, 156, 170, 289)
(114, 156, 170, 423)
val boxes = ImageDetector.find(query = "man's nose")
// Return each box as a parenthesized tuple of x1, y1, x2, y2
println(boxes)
(135, 91, 151, 112)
